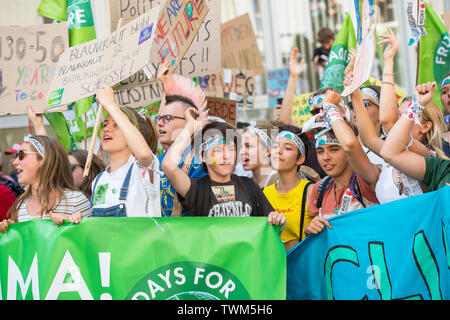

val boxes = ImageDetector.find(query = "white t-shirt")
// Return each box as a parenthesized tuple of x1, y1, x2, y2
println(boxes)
(91, 155, 161, 217)
(17, 189, 92, 223)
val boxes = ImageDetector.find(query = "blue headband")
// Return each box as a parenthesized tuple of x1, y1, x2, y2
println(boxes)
(276, 131, 305, 155)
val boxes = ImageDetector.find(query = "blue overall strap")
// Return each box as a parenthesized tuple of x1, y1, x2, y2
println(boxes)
(119, 163, 134, 201)
(90, 170, 105, 204)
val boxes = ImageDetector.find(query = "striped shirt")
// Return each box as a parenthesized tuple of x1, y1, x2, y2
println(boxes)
(17, 189, 92, 223)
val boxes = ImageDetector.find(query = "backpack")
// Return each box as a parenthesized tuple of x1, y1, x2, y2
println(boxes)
(315, 173, 366, 211)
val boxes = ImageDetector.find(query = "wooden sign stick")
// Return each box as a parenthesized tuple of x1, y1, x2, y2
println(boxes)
(83, 18, 124, 178)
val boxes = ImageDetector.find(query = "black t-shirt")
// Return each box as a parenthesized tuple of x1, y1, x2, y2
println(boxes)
(178, 174, 274, 217)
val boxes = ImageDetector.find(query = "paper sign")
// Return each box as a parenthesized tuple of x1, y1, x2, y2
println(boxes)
(110, 0, 160, 30)
(221, 13, 265, 75)
(206, 97, 237, 126)
(0, 23, 68, 116)
(292, 92, 314, 128)
(342, 1, 377, 97)
(114, 81, 163, 108)
(46, 5, 160, 108)
(268, 68, 289, 107)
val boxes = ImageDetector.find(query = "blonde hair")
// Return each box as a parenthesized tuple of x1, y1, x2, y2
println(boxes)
(7, 136, 76, 221)
(421, 102, 448, 160)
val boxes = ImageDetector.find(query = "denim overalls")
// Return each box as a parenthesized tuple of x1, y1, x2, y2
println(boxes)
(91, 163, 134, 217)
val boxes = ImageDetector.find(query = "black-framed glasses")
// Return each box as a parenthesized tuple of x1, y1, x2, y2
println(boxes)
(71, 163, 83, 171)
(14, 150, 39, 161)
(348, 99, 379, 110)
(154, 115, 185, 124)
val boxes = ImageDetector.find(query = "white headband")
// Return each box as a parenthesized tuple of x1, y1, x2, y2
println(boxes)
(276, 131, 305, 155)
(198, 135, 226, 155)
(247, 121, 273, 149)
(24, 134, 44, 158)
(361, 87, 380, 105)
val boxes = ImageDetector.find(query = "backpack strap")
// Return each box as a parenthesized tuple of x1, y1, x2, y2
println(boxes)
(299, 181, 313, 241)
(349, 173, 366, 208)
(315, 176, 333, 209)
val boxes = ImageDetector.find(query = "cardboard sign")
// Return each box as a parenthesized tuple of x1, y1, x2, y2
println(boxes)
(442, 12, 450, 32)
(268, 68, 289, 107)
(110, 0, 160, 30)
(206, 97, 237, 126)
(0, 23, 68, 116)
(114, 81, 163, 108)
(221, 13, 264, 75)
(292, 92, 314, 128)
(342, 1, 377, 96)
(46, 5, 160, 108)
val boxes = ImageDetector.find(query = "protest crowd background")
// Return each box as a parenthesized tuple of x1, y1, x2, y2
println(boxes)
(0, 0, 449, 301)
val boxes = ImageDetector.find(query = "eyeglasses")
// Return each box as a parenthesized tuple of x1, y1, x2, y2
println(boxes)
(348, 99, 379, 109)
(154, 115, 185, 124)
(71, 163, 83, 171)
(14, 150, 39, 161)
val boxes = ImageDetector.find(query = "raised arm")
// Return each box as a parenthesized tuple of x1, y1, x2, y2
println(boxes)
(378, 27, 400, 133)
(279, 47, 305, 127)
(27, 105, 48, 136)
(95, 84, 154, 167)
(322, 91, 380, 188)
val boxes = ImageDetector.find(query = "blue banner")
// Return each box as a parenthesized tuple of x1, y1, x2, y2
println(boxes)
(287, 186, 450, 300)
(267, 68, 290, 107)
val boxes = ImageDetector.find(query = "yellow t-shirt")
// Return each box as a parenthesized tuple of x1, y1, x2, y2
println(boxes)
(263, 179, 312, 242)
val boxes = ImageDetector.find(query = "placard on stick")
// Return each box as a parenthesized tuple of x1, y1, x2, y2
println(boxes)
(221, 13, 265, 75)
(46, 5, 160, 108)
(0, 23, 68, 116)
(206, 97, 237, 127)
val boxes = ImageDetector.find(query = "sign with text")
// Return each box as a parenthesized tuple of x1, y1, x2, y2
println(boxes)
(221, 13, 264, 75)
(268, 68, 289, 107)
(114, 81, 163, 108)
(206, 97, 237, 126)
(0, 23, 68, 116)
(110, 0, 160, 31)
(46, 5, 160, 108)
(292, 92, 314, 128)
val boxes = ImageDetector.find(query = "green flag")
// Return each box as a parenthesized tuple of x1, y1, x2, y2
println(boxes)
(320, 13, 357, 92)
(0, 218, 286, 300)
(418, 2, 450, 112)
(44, 111, 75, 151)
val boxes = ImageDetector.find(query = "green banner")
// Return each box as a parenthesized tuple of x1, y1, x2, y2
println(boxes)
(418, 2, 450, 112)
(320, 13, 357, 92)
(0, 218, 286, 300)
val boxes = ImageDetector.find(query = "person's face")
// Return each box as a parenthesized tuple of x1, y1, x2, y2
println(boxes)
(361, 93, 380, 128)
(100, 114, 129, 153)
(68, 155, 84, 189)
(239, 132, 270, 171)
(441, 84, 450, 114)
(12, 142, 41, 186)
(316, 144, 349, 178)
(271, 137, 304, 172)
(156, 101, 187, 149)
(203, 142, 237, 179)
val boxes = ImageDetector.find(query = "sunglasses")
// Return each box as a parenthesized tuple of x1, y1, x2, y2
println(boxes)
(348, 99, 379, 109)
(310, 108, 322, 116)
(154, 115, 185, 124)
(14, 150, 39, 161)
(71, 163, 83, 171)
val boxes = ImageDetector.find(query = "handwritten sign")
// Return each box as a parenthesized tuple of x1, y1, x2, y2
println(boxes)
(268, 68, 289, 107)
(206, 97, 237, 127)
(0, 23, 68, 116)
(114, 81, 162, 108)
(292, 92, 314, 128)
(46, 6, 160, 108)
(221, 13, 264, 75)
(149, 0, 209, 72)
(110, 0, 160, 31)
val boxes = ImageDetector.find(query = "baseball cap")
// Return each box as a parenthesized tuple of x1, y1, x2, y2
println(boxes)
(4, 143, 22, 155)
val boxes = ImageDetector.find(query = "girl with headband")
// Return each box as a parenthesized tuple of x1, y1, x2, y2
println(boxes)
(304, 91, 380, 236)
(0, 136, 92, 232)
(161, 108, 286, 227)
(381, 83, 450, 192)
(239, 120, 278, 188)
(263, 128, 314, 251)
(89, 84, 161, 218)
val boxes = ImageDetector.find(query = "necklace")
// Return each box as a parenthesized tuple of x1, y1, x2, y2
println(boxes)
(333, 185, 339, 215)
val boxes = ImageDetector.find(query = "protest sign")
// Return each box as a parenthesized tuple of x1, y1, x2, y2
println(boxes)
(221, 13, 265, 75)
(0, 218, 286, 300)
(0, 23, 68, 116)
(114, 81, 163, 108)
(291, 92, 314, 128)
(206, 97, 237, 126)
(287, 187, 450, 300)
(46, 5, 160, 108)
(442, 12, 450, 32)
(200, 69, 255, 100)
(110, 0, 160, 31)
(268, 68, 289, 107)
(342, 0, 377, 97)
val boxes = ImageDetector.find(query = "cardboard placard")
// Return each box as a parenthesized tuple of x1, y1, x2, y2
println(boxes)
(46, 5, 160, 108)
(110, 0, 160, 31)
(221, 13, 264, 75)
(206, 97, 237, 127)
(292, 92, 314, 128)
(268, 68, 289, 107)
(114, 81, 162, 108)
(0, 23, 69, 116)
(442, 12, 450, 32)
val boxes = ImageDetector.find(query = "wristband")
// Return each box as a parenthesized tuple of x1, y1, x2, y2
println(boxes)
(323, 103, 344, 127)
(402, 101, 424, 125)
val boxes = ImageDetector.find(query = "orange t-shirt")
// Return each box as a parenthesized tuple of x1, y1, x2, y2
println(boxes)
(307, 174, 379, 219)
